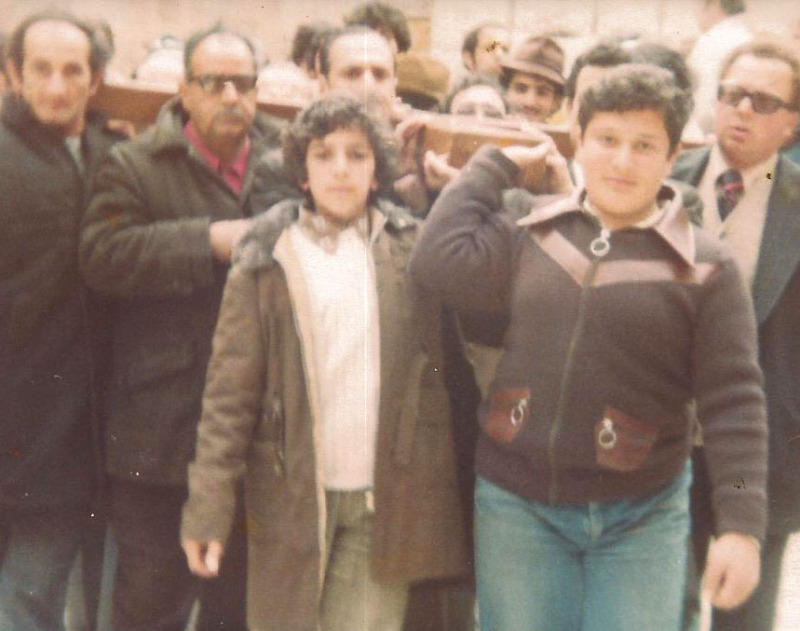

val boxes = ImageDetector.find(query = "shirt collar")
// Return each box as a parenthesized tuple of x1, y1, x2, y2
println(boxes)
(297, 205, 372, 254)
(517, 182, 696, 267)
(183, 120, 250, 182)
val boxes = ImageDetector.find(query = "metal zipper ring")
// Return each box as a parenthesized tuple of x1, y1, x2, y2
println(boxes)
(510, 398, 528, 427)
(598, 418, 617, 449)
(590, 236, 610, 257)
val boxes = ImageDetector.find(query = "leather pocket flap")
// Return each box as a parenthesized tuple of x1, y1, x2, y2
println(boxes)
(485, 388, 530, 444)
(595, 407, 660, 472)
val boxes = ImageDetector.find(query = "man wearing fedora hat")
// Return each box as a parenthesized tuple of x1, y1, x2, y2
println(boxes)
(501, 35, 565, 124)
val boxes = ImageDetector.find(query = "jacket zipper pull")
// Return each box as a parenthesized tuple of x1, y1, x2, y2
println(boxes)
(510, 397, 528, 427)
(589, 227, 611, 258)
(598, 418, 618, 449)
(272, 397, 286, 477)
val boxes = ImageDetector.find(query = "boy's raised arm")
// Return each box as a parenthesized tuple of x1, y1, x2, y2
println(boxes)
(409, 144, 538, 313)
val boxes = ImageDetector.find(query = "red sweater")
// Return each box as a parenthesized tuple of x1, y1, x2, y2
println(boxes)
(410, 146, 768, 541)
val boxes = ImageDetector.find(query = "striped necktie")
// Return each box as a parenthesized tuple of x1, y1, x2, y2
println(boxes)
(716, 168, 744, 221)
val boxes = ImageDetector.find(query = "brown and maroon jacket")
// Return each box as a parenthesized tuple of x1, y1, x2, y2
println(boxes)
(410, 145, 768, 541)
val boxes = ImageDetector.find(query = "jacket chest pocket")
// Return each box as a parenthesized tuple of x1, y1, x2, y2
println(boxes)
(485, 388, 530, 444)
(253, 397, 286, 478)
(595, 407, 661, 472)
(393, 352, 450, 465)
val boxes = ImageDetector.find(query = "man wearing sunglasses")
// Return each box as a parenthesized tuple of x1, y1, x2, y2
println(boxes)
(80, 23, 282, 631)
(672, 38, 800, 631)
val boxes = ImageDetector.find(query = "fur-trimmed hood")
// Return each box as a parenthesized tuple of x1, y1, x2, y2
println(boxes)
(234, 196, 418, 271)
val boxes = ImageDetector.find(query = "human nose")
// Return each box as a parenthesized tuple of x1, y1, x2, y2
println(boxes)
(611, 144, 633, 169)
(220, 81, 239, 103)
(734, 94, 755, 114)
(524, 92, 539, 110)
(45, 72, 67, 95)
(332, 150, 348, 176)
(363, 71, 377, 92)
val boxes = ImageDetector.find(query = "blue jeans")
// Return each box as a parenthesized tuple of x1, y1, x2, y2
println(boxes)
(475, 465, 691, 631)
(0, 507, 89, 631)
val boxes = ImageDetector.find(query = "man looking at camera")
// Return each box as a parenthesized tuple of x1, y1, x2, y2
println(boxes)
(80, 24, 282, 631)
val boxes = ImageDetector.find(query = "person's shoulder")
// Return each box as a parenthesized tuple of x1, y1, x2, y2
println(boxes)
(252, 111, 286, 150)
(775, 154, 800, 184)
(378, 197, 419, 233)
(671, 146, 711, 185)
(692, 224, 738, 274)
(235, 198, 301, 271)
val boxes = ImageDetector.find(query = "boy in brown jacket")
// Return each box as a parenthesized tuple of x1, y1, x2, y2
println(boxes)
(181, 96, 468, 631)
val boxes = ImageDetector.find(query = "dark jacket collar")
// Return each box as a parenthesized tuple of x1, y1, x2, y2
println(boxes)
(2, 93, 76, 145)
(1, 93, 121, 168)
(671, 146, 712, 188)
(235, 197, 416, 271)
(516, 181, 697, 267)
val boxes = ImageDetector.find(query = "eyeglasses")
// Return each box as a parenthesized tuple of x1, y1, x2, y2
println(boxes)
(717, 84, 796, 115)
(188, 74, 258, 95)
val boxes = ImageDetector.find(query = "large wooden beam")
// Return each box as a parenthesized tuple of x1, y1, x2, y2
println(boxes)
(89, 80, 304, 127)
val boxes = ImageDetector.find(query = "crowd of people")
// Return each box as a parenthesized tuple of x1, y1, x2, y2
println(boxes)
(2, 1, 800, 631)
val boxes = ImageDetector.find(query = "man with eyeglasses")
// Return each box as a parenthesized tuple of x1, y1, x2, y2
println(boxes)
(672, 38, 800, 631)
(80, 23, 282, 631)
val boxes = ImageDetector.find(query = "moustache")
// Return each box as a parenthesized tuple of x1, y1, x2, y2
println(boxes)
(214, 108, 250, 123)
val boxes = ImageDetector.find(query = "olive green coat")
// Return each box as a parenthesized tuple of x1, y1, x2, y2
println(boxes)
(181, 199, 468, 631)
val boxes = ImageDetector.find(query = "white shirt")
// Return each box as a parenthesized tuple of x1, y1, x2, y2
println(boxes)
(288, 218, 381, 490)
(698, 145, 776, 288)
(688, 15, 752, 134)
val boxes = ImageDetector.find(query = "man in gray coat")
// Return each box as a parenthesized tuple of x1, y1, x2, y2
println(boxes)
(80, 24, 282, 631)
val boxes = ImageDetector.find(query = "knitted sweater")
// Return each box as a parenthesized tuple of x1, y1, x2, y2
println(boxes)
(410, 145, 768, 540)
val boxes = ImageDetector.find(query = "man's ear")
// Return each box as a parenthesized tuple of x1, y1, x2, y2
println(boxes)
(782, 111, 800, 145)
(88, 69, 104, 98)
(666, 145, 680, 171)
(550, 94, 565, 118)
(461, 51, 475, 72)
(574, 130, 584, 165)
(6, 60, 22, 93)
(178, 78, 190, 105)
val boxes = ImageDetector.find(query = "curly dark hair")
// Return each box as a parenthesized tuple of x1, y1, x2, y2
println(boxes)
(284, 95, 397, 208)
(578, 64, 692, 154)
(344, 2, 411, 53)
(563, 40, 632, 102)
(290, 21, 334, 69)
(630, 41, 695, 96)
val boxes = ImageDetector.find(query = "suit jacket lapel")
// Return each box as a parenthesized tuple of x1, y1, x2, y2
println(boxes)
(751, 156, 800, 324)
(671, 147, 711, 188)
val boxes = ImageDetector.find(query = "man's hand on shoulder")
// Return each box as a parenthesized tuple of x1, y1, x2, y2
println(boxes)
(209, 218, 253, 262)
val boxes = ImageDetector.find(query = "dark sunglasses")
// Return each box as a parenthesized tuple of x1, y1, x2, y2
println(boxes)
(188, 74, 258, 95)
(717, 84, 796, 115)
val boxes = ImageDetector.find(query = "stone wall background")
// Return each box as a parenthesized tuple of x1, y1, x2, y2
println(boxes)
(1, 0, 798, 81)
